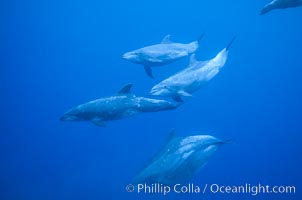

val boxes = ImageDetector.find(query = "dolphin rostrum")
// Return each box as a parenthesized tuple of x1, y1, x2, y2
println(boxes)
(149, 37, 235, 102)
(122, 34, 204, 78)
(60, 84, 180, 127)
(260, 0, 302, 15)
(133, 130, 230, 185)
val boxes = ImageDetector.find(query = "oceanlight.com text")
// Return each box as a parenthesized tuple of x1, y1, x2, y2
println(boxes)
(208, 183, 296, 196)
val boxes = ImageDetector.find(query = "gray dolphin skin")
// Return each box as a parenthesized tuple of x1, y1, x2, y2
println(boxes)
(149, 37, 235, 102)
(133, 130, 229, 185)
(122, 35, 203, 78)
(60, 84, 180, 127)
(260, 0, 302, 15)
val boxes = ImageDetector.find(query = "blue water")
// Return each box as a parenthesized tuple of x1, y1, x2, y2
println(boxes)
(1, 0, 301, 199)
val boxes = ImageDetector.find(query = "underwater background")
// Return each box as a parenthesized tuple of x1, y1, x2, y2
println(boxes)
(1, 0, 302, 199)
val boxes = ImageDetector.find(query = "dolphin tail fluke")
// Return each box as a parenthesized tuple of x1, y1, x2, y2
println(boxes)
(144, 66, 154, 79)
(226, 36, 236, 51)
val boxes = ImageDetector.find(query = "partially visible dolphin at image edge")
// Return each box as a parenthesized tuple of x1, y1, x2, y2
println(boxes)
(260, 0, 302, 15)
(60, 84, 181, 127)
(122, 34, 204, 78)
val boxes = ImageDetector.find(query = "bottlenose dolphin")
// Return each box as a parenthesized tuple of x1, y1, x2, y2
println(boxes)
(133, 130, 229, 185)
(60, 84, 180, 127)
(260, 0, 302, 15)
(149, 37, 235, 102)
(122, 34, 203, 78)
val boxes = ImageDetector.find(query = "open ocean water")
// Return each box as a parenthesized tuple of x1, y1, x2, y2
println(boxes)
(1, 0, 302, 199)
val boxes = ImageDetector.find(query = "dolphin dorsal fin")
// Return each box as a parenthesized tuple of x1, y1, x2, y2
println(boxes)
(161, 35, 172, 44)
(118, 83, 133, 94)
(189, 53, 198, 66)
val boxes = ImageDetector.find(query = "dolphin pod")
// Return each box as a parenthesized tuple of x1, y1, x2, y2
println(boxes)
(133, 130, 230, 185)
(260, 0, 302, 15)
(149, 37, 236, 102)
(122, 34, 203, 78)
(60, 84, 180, 127)
(61, 35, 234, 185)
(61, 37, 235, 126)
(59, 0, 299, 187)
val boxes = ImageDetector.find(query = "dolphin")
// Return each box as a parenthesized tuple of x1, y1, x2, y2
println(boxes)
(122, 34, 204, 78)
(60, 84, 180, 127)
(260, 0, 302, 15)
(149, 37, 235, 102)
(133, 130, 230, 185)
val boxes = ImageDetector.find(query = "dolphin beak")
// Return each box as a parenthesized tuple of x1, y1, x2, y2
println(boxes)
(121, 52, 132, 60)
(60, 114, 79, 121)
(148, 90, 156, 96)
(121, 54, 127, 60)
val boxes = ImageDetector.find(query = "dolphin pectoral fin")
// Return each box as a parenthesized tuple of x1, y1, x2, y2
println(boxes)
(189, 54, 197, 66)
(178, 90, 192, 97)
(144, 66, 154, 79)
(161, 35, 172, 44)
(91, 118, 106, 127)
(118, 83, 133, 94)
(172, 96, 184, 102)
